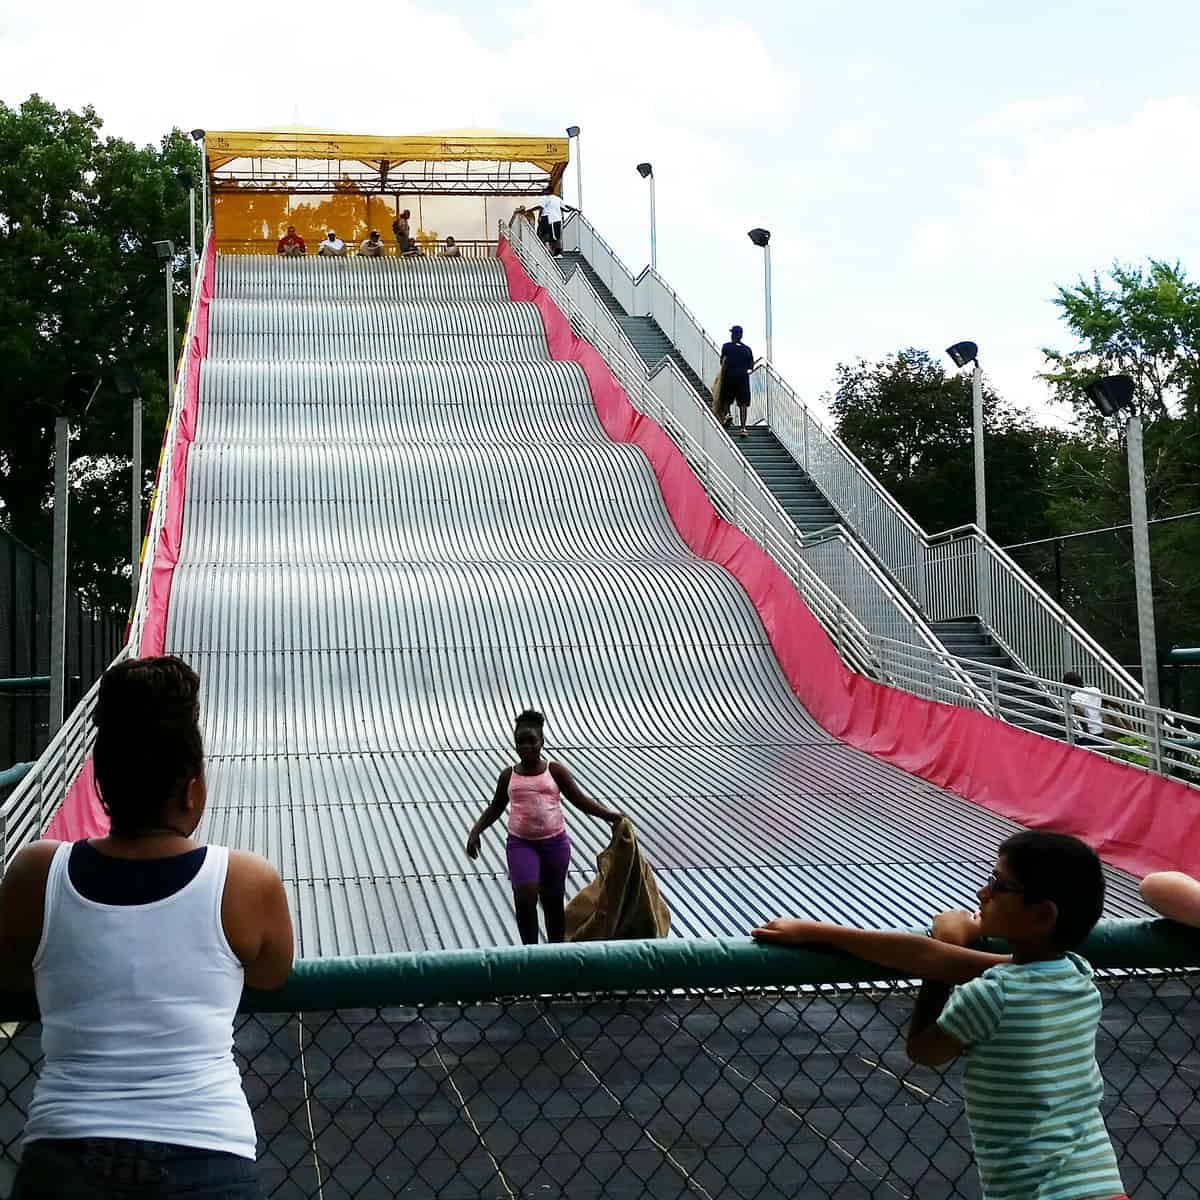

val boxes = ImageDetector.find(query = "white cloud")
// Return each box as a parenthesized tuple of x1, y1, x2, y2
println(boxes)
(972, 95, 1088, 133)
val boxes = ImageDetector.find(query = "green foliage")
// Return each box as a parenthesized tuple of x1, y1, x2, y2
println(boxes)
(1039, 261, 1200, 668)
(0, 95, 199, 610)
(826, 348, 1062, 547)
(829, 263, 1200, 685)
(1041, 260, 1200, 429)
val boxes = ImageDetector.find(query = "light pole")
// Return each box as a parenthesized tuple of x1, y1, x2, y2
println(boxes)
(49, 373, 100, 733)
(566, 125, 582, 214)
(189, 186, 197, 283)
(112, 367, 143, 603)
(1087, 375, 1159, 708)
(636, 162, 656, 271)
(154, 240, 176, 406)
(190, 129, 207, 238)
(946, 341, 987, 535)
(747, 228, 772, 363)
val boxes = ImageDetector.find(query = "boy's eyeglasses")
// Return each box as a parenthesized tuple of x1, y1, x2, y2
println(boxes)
(985, 870, 1024, 896)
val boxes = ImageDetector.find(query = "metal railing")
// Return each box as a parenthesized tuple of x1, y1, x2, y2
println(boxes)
(217, 238, 497, 259)
(504, 218, 884, 685)
(561, 211, 1141, 703)
(0, 226, 215, 865)
(872, 633, 1198, 784)
(0, 529, 124, 767)
(543, 217, 1200, 779)
(0, 929, 1197, 1198)
(511, 218, 984, 709)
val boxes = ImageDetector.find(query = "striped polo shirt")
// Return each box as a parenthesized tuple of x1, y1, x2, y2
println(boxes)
(937, 954, 1124, 1200)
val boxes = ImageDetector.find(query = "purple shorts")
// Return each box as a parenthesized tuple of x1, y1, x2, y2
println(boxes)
(506, 831, 571, 893)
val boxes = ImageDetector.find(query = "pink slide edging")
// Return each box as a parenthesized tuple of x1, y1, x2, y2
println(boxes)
(497, 237, 1200, 881)
(43, 237, 217, 841)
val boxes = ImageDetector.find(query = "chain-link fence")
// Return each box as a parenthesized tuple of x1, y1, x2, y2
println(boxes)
(0, 528, 124, 772)
(0, 936, 1195, 1200)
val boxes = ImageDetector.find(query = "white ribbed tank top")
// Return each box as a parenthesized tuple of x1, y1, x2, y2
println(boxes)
(25, 842, 256, 1158)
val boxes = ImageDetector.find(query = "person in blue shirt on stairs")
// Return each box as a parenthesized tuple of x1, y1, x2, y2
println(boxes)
(719, 326, 755, 437)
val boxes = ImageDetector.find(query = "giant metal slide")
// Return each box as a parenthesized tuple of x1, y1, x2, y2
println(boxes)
(173, 253, 1144, 957)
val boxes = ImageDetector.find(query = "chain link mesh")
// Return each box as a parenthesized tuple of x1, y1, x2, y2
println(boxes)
(0, 973, 1197, 1197)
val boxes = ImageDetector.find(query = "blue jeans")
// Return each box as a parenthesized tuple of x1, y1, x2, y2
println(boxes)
(10, 1138, 261, 1199)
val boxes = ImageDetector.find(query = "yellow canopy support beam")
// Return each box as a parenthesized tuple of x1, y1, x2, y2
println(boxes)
(206, 130, 569, 176)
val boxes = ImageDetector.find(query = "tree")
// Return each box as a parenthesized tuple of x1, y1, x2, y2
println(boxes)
(826, 348, 1062, 547)
(0, 95, 199, 610)
(1040, 261, 1200, 668)
(1041, 260, 1200, 430)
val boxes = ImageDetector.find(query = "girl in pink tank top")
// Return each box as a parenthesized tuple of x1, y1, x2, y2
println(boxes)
(466, 709, 623, 944)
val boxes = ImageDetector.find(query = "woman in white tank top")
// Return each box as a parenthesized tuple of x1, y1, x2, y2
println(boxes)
(0, 657, 293, 1199)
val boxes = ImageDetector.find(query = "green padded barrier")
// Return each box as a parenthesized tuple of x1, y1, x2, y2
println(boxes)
(2, 920, 1199, 1023)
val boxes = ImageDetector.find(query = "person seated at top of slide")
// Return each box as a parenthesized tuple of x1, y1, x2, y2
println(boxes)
(442, 236, 462, 258)
(0, 656, 294, 1199)
(276, 226, 306, 257)
(317, 231, 346, 257)
(358, 230, 385, 257)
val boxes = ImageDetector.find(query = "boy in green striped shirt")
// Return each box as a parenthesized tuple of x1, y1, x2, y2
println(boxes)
(753, 831, 1127, 1200)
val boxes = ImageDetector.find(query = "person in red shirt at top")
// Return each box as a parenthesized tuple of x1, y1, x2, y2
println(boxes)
(276, 226, 306, 257)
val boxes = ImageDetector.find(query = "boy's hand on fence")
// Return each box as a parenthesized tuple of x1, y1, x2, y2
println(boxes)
(751, 918, 839, 946)
(931, 910, 982, 947)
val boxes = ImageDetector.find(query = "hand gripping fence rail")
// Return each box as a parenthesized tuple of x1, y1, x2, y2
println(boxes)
(503, 217, 985, 711)
(559, 212, 1140, 705)
(0, 225, 215, 867)
(1, 928, 1200, 1197)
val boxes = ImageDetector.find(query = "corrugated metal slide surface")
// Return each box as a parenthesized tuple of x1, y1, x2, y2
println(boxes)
(179, 256, 1146, 957)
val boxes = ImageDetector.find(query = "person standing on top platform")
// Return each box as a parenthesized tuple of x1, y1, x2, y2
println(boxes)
(392, 209, 413, 255)
(276, 226, 306, 257)
(465, 710, 623, 945)
(720, 326, 755, 437)
(535, 190, 566, 256)
(0, 656, 293, 1199)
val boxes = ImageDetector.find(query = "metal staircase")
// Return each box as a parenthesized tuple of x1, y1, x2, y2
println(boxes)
(558, 250, 1032, 700)
(558, 252, 712, 400)
(738, 429, 841, 535)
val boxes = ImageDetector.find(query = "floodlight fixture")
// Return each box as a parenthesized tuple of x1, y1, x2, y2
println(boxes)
(636, 162, 653, 179)
(566, 125, 580, 138)
(190, 128, 205, 141)
(62, 372, 101, 419)
(111, 365, 140, 398)
(1085, 374, 1136, 419)
(153, 239, 175, 262)
(945, 341, 979, 369)
(747, 228, 771, 248)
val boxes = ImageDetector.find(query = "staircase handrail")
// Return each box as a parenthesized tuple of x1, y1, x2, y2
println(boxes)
(511, 218, 989, 707)
(870, 633, 1195, 787)
(637, 360, 985, 707)
(563, 210, 1141, 701)
(1, 225, 214, 870)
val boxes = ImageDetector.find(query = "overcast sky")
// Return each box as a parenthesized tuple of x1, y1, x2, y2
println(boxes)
(4, 0, 1198, 425)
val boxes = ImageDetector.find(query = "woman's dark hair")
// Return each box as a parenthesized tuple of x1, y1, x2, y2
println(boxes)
(1000, 831, 1105, 950)
(514, 709, 544, 733)
(92, 656, 204, 834)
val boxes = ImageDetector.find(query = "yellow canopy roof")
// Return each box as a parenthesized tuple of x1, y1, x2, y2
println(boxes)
(205, 129, 568, 174)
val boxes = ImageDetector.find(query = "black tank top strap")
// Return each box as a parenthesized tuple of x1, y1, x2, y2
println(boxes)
(67, 841, 208, 906)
